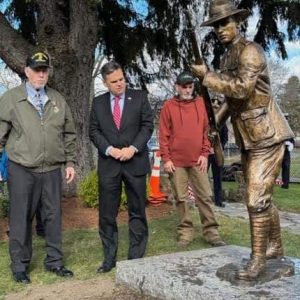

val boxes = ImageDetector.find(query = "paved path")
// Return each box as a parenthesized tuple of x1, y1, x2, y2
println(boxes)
(215, 202, 300, 235)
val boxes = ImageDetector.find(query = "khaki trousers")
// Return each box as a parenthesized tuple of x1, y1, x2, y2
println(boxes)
(169, 166, 220, 242)
(242, 143, 285, 213)
(242, 143, 285, 263)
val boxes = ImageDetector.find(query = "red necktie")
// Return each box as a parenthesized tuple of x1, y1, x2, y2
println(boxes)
(113, 96, 121, 129)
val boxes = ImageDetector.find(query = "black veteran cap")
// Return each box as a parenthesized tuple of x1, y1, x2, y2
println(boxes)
(176, 71, 195, 85)
(26, 52, 51, 69)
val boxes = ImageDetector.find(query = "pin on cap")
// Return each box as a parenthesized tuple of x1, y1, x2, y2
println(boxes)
(26, 52, 51, 69)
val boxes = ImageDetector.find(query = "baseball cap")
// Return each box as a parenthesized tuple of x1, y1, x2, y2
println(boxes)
(26, 52, 51, 69)
(176, 71, 195, 85)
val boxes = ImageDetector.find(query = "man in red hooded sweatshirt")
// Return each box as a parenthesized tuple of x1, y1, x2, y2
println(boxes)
(159, 71, 225, 247)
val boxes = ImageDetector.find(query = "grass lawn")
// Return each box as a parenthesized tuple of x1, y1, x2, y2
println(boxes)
(0, 210, 300, 298)
(290, 148, 300, 178)
(222, 181, 300, 213)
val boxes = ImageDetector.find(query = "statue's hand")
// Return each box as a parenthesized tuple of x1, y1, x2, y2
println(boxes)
(191, 64, 207, 79)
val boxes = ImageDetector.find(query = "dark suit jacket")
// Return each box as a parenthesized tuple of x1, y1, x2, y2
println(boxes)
(89, 89, 154, 177)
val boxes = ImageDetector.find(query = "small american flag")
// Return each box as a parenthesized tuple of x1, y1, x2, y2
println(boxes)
(188, 184, 196, 203)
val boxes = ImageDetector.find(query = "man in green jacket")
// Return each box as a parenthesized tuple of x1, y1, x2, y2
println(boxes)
(0, 51, 76, 284)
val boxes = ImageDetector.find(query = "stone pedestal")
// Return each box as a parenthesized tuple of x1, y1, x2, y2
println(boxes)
(116, 245, 300, 300)
(216, 257, 295, 287)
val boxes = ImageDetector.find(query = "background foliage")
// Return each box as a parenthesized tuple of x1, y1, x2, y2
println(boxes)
(2, 0, 300, 84)
(78, 170, 151, 211)
(0, 183, 8, 218)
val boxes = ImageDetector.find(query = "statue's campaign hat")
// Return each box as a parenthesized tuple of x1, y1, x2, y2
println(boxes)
(201, 0, 250, 27)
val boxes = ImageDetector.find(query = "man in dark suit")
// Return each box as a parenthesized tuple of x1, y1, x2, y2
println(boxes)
(281, 114, 295, 189)
(89, 61, 154, 273)
(281, 137, 295, 189)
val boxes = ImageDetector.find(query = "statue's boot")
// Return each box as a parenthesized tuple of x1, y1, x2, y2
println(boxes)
(266, 205, 284, 259)
(236, 208, 271, 280)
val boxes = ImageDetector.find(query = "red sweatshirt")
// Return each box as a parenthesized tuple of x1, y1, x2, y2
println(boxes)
(159, 96, 211, 167)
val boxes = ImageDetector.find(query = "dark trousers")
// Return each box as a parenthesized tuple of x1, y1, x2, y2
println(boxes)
(98, 168, 148, 266)
(281, 147, 290, 188)
(8, 161, 63, 272)
(208, 154, 223, 206)
(35, 201, 45, 236)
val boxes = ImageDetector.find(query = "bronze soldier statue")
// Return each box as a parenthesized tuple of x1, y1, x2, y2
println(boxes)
(191, 0, 295, 280)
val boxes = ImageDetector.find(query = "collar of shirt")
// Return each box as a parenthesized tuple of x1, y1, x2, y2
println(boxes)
(26, 82, 48, 106)
(226, 34, 242, 52)
(110, 92, 125, 113)
(232, 34, 242, 45)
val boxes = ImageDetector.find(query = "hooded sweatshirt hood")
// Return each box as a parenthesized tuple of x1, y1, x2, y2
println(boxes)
(174, 96, 200, 125)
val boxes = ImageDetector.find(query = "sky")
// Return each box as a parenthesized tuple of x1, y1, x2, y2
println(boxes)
(279, 41, 300, 78)
(239, 5, 300, 79)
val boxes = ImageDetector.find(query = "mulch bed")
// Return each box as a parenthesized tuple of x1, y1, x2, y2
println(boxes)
(0, 197, 173, 241)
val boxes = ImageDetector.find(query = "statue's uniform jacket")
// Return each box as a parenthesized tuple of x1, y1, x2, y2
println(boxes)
(203, 35, 294, 213)
(203, 35, 294, 150)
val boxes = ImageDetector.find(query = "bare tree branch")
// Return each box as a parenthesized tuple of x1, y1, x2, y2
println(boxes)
(0, 12, 34, 76)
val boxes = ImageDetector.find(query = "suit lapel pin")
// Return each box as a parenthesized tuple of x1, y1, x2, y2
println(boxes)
(127, 97, 132, 101)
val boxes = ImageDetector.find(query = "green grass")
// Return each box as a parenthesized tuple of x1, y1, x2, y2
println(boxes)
(222, 181, 300, 213)
(272, 184, 300, 212)
(0, 210, 300, 297)
(291, 164, 300, 178)
(290, 148, 300, 178)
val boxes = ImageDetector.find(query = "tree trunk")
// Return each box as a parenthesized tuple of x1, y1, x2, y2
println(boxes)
(50, 50, 97, 196)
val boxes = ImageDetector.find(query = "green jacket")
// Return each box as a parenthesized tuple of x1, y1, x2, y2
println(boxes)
(0, 83, 76, 172)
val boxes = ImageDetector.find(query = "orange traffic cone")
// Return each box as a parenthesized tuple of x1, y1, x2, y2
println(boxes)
(148, 151, 167, 206)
